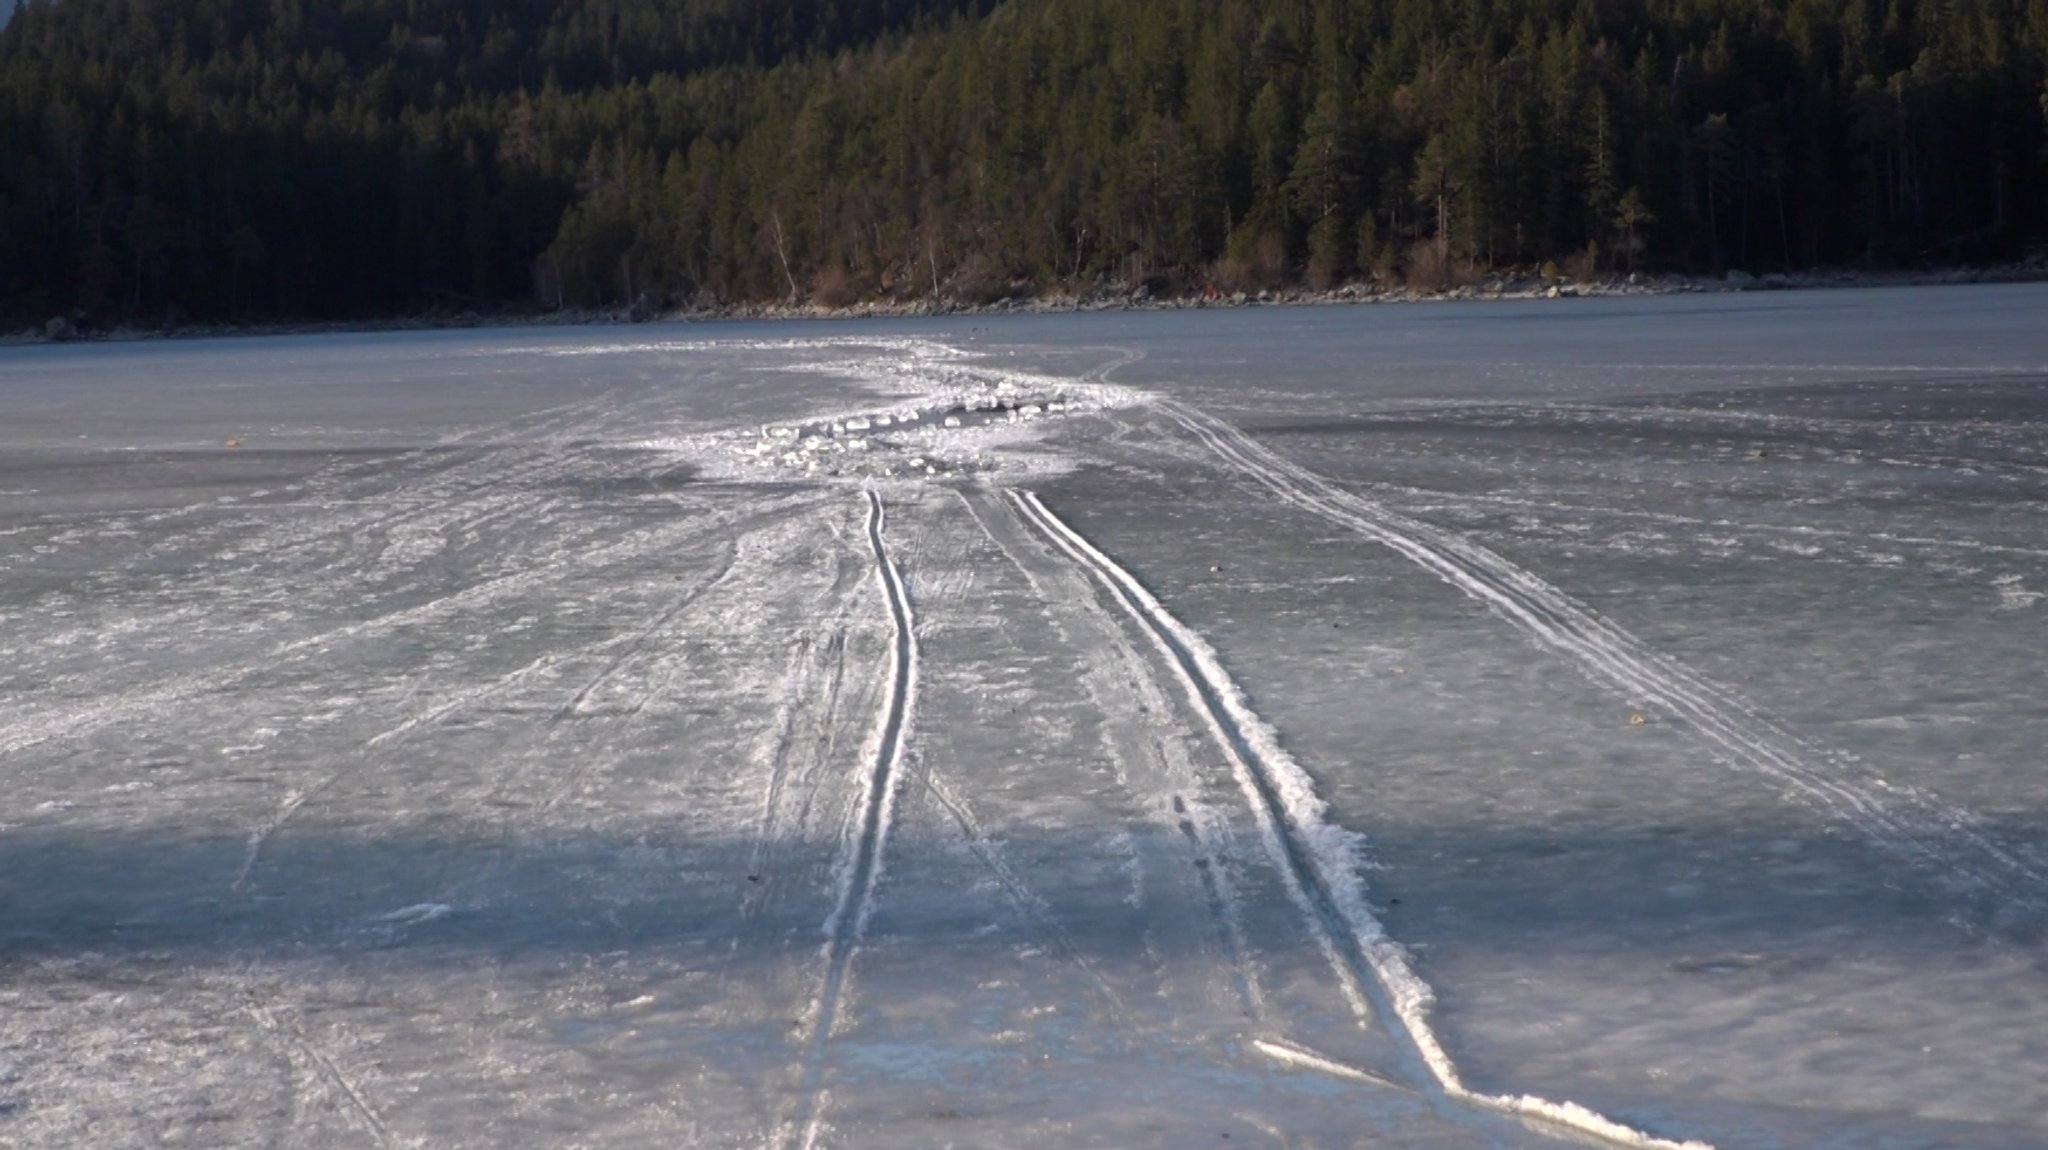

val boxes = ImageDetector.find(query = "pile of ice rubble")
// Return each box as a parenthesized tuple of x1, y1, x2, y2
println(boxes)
(741, 388, 1080, 480)
(640, 340, 1134, 483)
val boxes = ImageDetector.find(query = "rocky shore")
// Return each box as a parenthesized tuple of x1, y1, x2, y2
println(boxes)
(9, 256, 2047, 346)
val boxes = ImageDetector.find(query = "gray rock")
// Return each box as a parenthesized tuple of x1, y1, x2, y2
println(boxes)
(44, 316, 77, 341)
(1725, 268, 1758, 288)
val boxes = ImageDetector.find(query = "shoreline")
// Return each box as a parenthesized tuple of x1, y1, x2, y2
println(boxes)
(8, 259, 2046, 347)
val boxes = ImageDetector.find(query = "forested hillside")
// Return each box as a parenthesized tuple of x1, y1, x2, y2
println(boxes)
(4, 0, 2046, 324)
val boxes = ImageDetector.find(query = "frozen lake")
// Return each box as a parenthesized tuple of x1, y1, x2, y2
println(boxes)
(3, 285, 2045, 1149)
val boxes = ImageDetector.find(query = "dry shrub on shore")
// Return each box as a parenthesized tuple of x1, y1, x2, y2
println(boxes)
(811, 262, 862, 308)
(1403, 240, 1453, 291)
(1212, 232, 1290, 293)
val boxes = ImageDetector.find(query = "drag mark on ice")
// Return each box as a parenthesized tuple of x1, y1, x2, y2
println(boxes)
(529, 533, 747, 812)
(246, 1000, 394, 1148)
(1164, 400, 2046, 905)
(32, 391, 617, 568)
(233, 516, 756, 886)
(786, 490, 918, 1150)
(916, 766, 1130, 1022)
(0, 492, 815, 764)
(1009, 489, 1709, 1150)
(742, 631, 826, 913)
(231, 782, 333, 894)
(734, 509, 867, 887)
(557, 528, 743, 724)
(362, 650, 565, 749)
(741, 624, 853, 923)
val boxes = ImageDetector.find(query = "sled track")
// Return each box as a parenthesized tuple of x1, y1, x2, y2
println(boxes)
(958, 485, 1266, 1019)
(1006, 491, 1374, 1023)
(786, 490, 918, 1150)
(1009, 488, 1710, 1150)
(1161, 400, 2046, 906)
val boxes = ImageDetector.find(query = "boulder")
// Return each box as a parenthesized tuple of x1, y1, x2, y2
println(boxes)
(44, 316, 77, 342)
(1725, 268, 1758, 289)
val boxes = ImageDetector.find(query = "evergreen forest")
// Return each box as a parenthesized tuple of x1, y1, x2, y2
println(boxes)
(4, 0, 2047, 324)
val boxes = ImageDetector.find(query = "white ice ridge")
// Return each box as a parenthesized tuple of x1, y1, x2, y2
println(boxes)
(629, 337, 1145, 484)
(369, 903, 453, 926)
(1161, 399, 2047, 906)
(1252, 1038, 1401, 1089)
(787, 488, 919, 1150)
(1009, 489, 1711, 1150)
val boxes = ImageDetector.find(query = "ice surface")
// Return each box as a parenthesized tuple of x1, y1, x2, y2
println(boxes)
(3, 287, 2046, 1148)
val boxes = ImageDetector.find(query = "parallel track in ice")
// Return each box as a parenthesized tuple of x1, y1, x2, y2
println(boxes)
(959, 486, 1268, 1021)
(785, 490, 919, 1150)
(736, 514, 875, 930)
(1009, 488, 1710, 1150)
(1161, 399, 2047, 908)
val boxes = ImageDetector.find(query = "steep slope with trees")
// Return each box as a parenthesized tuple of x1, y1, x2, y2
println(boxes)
(4, 0, 2045, 324)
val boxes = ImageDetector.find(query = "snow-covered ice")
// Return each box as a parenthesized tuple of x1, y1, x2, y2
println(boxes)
(3, 287, 2047, 1148)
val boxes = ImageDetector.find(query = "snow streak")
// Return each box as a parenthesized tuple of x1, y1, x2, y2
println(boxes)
(1163, 399, 2046, 906)
(0, 487, 810, 765)
(1010, 488, 1711, 1150)
(787, 489, 919, 1150)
